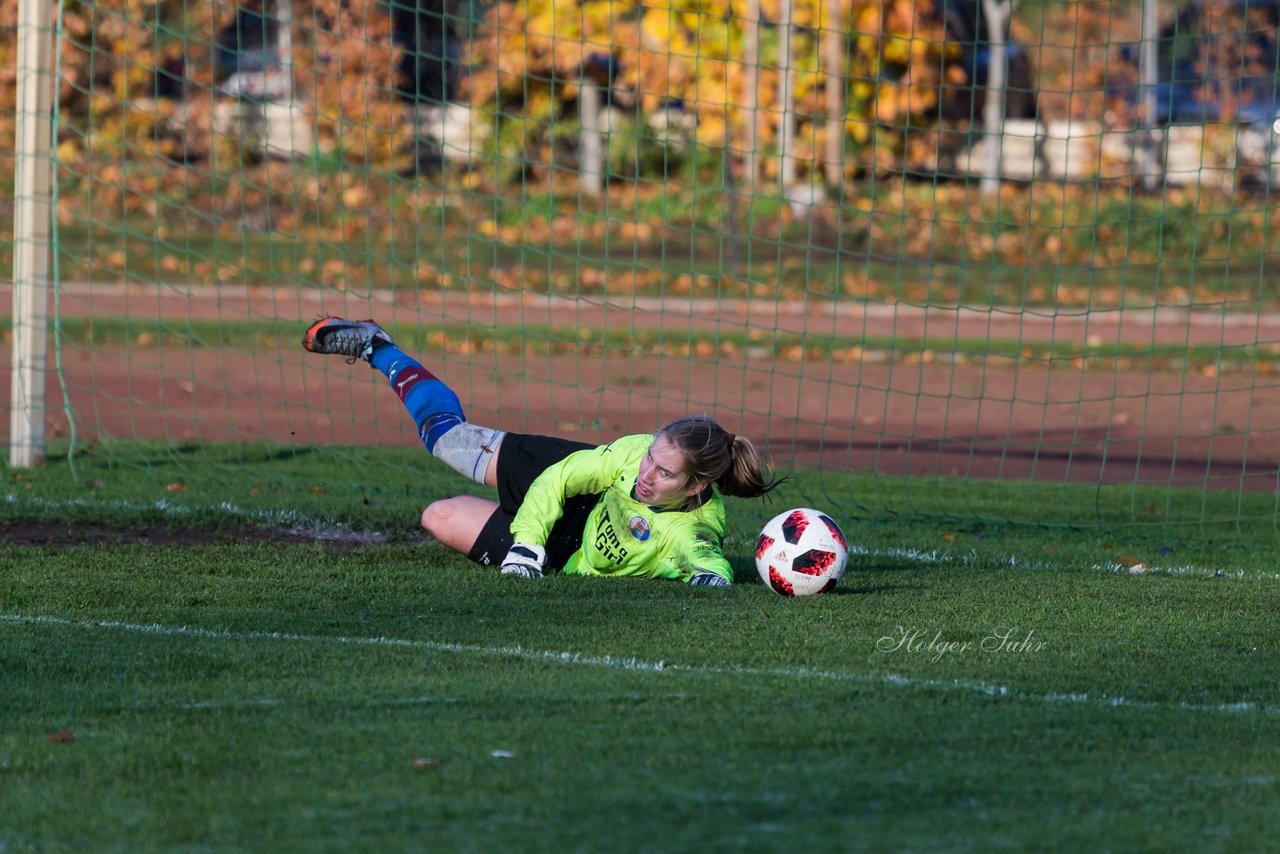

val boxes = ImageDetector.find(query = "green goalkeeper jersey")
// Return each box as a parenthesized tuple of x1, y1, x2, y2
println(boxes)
(508, 433, 734, 584)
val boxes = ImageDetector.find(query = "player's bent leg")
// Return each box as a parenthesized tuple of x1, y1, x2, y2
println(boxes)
(421, 495, 501, 558)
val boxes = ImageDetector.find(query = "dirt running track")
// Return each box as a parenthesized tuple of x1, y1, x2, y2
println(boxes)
(3, 283, 1278, 492)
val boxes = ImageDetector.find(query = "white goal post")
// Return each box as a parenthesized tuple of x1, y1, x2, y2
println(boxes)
(9, 0, 55, 468)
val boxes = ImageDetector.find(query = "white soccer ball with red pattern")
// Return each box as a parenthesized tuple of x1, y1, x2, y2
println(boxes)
(754, 508, 849, 596)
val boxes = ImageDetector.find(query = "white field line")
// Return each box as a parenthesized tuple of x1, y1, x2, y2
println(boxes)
(1, 493, 394, 544)
(5, 492, 1273, 580)
(1, 613, 1276, 718)
(834, 543, 1273, 581)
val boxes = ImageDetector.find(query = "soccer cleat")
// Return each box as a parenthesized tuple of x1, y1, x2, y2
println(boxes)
(302, 316, 392, 363)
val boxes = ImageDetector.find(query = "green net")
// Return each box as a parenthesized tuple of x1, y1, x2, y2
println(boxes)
(4, 0, 1279, 533)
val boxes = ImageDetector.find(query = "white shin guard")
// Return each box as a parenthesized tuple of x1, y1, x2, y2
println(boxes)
(431, 423, 505, 484)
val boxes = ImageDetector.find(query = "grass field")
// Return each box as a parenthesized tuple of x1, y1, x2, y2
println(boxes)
(3, 446, 1279, 850)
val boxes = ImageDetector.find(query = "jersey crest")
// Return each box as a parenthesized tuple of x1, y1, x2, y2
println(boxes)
(627, 514, 652, 541)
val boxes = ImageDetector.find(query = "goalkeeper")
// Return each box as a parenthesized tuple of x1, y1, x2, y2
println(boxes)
(303, 317, 782, 585)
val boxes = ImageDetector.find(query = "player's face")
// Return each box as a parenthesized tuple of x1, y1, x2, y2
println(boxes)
(635, 435, 705, 505)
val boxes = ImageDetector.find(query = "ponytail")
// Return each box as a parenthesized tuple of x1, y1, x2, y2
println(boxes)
(658, 415, 785, 500)
(721, 432, 785, 499)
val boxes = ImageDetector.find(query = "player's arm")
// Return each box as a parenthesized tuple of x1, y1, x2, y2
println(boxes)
(677, 524, 734, 587)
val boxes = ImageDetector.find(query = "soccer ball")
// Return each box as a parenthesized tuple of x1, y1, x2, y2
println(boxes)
(754, 508, 849, 596)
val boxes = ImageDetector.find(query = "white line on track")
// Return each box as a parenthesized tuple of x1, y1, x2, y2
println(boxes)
(2, 613, 1275, 718)
(24, 281, 1280, 334)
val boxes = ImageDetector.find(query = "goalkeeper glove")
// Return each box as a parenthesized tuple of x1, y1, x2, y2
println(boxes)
(689, 571, 730, 587)
(500, 543, 547, 579)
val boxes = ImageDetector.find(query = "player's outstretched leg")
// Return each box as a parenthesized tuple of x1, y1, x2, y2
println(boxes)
(302, 316, 502, 484)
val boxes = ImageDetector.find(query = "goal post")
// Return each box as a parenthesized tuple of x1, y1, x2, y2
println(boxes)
(9, 0, 55, 468)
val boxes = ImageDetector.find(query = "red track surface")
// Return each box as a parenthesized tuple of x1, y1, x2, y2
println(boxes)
(3, 283, 1277, 491)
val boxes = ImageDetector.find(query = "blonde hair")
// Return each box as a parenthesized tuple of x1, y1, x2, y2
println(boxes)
(658, 415, 783, 499)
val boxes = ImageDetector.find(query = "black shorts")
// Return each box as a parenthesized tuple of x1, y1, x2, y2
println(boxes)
(466, 433, 601, 570)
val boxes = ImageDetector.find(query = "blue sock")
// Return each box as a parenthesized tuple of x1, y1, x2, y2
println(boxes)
(369, 343, 463, 452)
